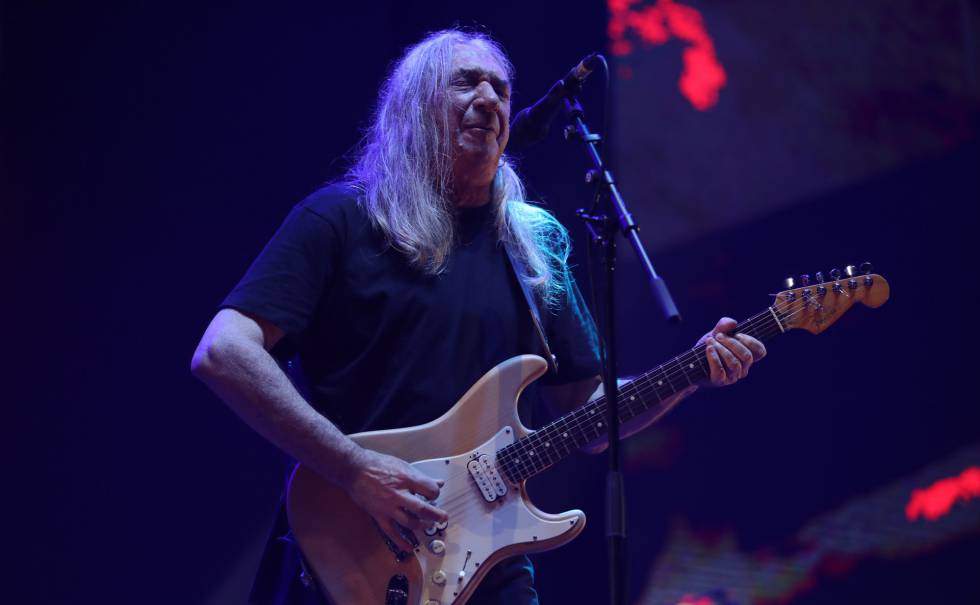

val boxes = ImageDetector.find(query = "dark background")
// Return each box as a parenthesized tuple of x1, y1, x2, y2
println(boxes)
(6, 1, 979, 604)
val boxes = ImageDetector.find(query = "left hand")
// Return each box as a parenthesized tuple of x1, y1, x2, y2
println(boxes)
(698, 317, 766, 387)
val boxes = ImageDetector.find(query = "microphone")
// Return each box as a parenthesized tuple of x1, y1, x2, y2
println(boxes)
(508, 53, 601, 149)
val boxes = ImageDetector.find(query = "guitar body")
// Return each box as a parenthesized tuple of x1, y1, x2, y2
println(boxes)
(287, 355, 586, 605)
(286, 270, 891, 604)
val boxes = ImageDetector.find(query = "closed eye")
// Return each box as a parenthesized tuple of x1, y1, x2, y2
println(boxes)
(453, 69, 510, 99)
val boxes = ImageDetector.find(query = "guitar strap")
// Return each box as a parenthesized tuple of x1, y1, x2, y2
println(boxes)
(504, 245, 559, 375)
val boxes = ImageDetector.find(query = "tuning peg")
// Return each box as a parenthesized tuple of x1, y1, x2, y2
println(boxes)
(860, 262, 874, 286)
(829, 268, 845, 294)
(800, 274, 810, 286)
(815, 272, 827, 296)
(845, 265, 858, 277)
(782, 276, 797, 301)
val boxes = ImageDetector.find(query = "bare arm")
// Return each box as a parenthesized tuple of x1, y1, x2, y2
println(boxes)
(190, 308, 446, 549)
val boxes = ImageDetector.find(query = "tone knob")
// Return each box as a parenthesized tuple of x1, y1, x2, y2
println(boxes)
(432, 570, 447, 585)
(424, 525, 438, 536)
(429, 540, 446, 555)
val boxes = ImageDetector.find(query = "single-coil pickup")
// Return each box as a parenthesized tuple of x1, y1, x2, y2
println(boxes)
(467, 455, 508, 502)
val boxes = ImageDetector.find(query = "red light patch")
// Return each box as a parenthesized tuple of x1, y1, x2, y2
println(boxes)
(607, 0, 726, 110)
(906, 466, 980, 521)
(677, 595, 717, 605)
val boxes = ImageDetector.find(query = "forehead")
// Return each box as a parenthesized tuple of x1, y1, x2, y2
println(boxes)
(451, 42, 509, 80)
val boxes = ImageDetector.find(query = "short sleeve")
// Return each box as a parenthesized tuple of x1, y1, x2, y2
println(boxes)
(220, 186, 354, 337)
(540, 274, 602, 386)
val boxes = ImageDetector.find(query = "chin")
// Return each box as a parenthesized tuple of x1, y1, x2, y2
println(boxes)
(457, 142, 498, 160)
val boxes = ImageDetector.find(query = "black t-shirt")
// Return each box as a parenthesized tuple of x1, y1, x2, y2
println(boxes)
(224, 184, 600, 605)
(222, 184, 600, 435)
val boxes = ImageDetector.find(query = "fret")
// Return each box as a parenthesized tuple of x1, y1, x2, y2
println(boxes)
(691, 346, 709, 378)
(522, 442, 544, 473)
(634, 373, 663, 407)
(534, 432, 557, 466)
(673, 355, 696, 386)
(653, 366, 674, 401)
(738, 310, 775, 342)
(620, 382, 645, 422)
(653, 365, 676, 397)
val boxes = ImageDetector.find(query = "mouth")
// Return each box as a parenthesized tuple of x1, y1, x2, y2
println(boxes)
(464, 124, 498, 134)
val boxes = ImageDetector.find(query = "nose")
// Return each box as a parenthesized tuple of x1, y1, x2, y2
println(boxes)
(473, 81, 500, 111)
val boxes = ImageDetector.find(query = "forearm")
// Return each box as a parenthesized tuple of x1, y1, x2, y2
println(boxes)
(191, 332, 362, 488)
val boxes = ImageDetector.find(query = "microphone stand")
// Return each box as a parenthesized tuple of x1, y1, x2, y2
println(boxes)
(562, 80, 680, 605)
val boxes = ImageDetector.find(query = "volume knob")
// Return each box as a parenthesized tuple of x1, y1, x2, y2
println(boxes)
(432, 570, 447, 585)
(429, 540, 446, 555)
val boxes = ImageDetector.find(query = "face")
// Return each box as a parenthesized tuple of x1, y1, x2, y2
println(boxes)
(446, 42, 512, 202)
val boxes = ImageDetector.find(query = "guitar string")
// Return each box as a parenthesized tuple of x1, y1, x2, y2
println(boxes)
(503, 280, 874, 481)
(432, 309, 785, 508)
(502, 310, 801, 479)
(495, 335, 773, 482)
(496, 306, 781, 471)
(494, 284, 869, 481)
(434, 297, 816, 508)
(422, 283, 873, 510)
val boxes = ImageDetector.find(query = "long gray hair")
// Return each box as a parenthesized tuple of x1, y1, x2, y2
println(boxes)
(346, 29, 571, 307)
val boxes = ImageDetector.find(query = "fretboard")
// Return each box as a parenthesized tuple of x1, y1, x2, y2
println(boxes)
(496, 306, 787, 483)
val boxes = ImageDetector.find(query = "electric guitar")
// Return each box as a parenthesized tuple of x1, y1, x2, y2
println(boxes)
(287, 266, 890, 605)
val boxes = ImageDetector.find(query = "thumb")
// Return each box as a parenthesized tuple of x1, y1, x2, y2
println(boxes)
(408, 468, 442, 501)
(713, 316, 737, 335)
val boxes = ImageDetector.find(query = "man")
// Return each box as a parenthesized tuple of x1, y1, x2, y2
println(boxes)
(191, 29, 765, 605)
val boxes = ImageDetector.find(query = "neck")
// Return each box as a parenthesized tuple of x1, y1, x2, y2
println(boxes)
(452, 182, 493, 208)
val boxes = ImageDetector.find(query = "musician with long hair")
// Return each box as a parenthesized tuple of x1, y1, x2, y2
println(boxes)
(192, 28, 764, 605)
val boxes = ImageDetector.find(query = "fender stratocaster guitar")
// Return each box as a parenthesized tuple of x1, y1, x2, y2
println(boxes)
(287, 267, 890, 605)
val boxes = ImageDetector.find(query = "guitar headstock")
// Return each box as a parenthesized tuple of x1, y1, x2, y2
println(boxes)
(774, 263, 890, 334)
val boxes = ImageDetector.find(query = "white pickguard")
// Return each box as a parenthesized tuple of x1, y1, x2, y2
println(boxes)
(411, 426, 579, 604)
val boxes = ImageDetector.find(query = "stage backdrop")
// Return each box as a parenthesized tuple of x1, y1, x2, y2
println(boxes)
(6, 1, 979, 604)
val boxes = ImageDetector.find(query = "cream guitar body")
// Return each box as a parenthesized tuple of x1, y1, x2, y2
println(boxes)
(287, 355, 586, 605)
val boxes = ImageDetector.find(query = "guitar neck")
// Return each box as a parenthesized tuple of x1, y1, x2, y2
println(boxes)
(497, 306, 787, 483)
